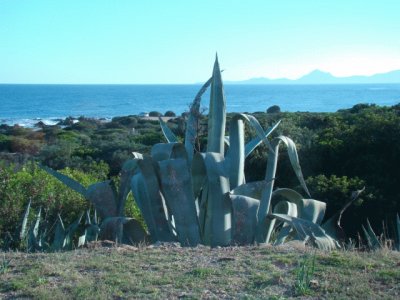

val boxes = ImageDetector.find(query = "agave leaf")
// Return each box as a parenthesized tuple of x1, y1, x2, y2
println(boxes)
(158, 158, 201, 246)
(245, 120, 281, 158)
(395, 214, 400, 251)
(192, 152, 231, 247)
(256, 139, 280, 243)
(276, 136, 310, 197)
(227, 115, 279, 189)
(63, 213, 83, 250)
(28, 207, 42, 251)
(362, 219, 382, 250)
(77, 234, 86, 248)
(239, 114, 276, 153)
(85, 224, 100, 243)
(272, 188, 303, 207)
(117, 159, 141, 216)
(231, 180, 268, 200)
(131, 157, 175, 242)
(229, 194, 260, 245)
(151, 143, 188, 163)
(207, 55, 226, 154)
(52, 214, 66, 251)
(40, 165, 87, 196)
(270, 213, 339, 250)
(271, 188, 324, 224)
(300, 199, 326, 224)
(322, 187, 365, 241)
(132, 152, 144, 159)
(85, 209, 91, 225)
(20, 198, 31, 240)
(227, 116, 245, 188)
(100, 217, 148, 245)
(256, 136, 311, 243)
(271, 201, 298, 245)
(86, 181, 118, 218)
(224, 136, 230, 147)
(185, 76, 213, 163)
(92, 209, 98, 225)
(197, 184, 209, 237)
(159, 117, 179, 143)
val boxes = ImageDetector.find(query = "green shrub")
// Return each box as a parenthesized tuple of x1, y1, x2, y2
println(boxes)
(0, 162, 108, 249)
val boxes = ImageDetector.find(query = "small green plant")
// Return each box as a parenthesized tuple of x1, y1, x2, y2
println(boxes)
(294, 251, 316, 296)
(1, 253, 11, 274)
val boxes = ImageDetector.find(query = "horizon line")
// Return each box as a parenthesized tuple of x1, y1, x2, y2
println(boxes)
(2, 68, 400, 85)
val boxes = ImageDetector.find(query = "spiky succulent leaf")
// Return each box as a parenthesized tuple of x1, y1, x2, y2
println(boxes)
(20, 198, 31, 240)
(86, 181, 118, 218)
(77, 234, 86, 248)
(132, 152, 144, 159)
(192, 152, 231, 246)
(227, 115, 280, 189)
(395, 214, 400, 251)
(322, 187, 365, 241)
(151, 143, 188, 163)
(256, 139, 280, 243)
(52, 214, 66, 251)
(131, 157, 175, 242)
(256, 136, 311, 243)
(100, 217, 148, 245)
(276, 136, 310, 197)
(362, 219, 382, 250)
(229, 194, 260, 245)
(28, 207, 42, 251)
(300, 199, 326, 225)
(63, 213, 83, 250)
(159, 158, 201, 246)
(227, 116, 245, 188)
(231, 180, 268, 200)
(271, 201, 298, 245)
(244, 120, 281, 158)
(159, 117, 178, 143)
(40, 165, 87, 196)
(207, 55, 226, 154)
(270, 214, 339, 250)
(117, 159, 141, 216)
(185, 77, 212, 163)
(272, 188, 303, 206)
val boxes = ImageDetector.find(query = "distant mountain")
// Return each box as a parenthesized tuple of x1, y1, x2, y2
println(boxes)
(226, 69, 400, 84)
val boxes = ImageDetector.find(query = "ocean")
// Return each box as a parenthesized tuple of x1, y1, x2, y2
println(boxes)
(1, 84, 399, 127)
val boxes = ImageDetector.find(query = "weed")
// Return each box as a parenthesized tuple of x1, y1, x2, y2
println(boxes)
(1, 253, 11, 274)
(188, 267, 215, 278)
(294, 251, 316, 296)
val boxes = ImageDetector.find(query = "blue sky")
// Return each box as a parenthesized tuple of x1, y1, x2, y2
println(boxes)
(1, 0, 400, 83)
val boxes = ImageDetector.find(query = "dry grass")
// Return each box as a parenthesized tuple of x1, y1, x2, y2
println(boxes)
(1, 242, 399, 299)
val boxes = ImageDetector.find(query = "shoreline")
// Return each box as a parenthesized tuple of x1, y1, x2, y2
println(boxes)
(1, 101, 399, 128)
(0, 115, 178, 128)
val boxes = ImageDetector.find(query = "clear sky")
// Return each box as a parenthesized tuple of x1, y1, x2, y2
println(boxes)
(1, 0, 400, 84)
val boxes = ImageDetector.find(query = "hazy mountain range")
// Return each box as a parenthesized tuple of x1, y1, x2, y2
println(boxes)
(226, 69, 400, 84)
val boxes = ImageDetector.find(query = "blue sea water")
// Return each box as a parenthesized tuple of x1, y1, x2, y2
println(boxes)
(1, 84, 399, 127)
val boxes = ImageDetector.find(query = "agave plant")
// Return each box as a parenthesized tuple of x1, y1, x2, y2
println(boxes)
(361, 214, 400, 251)
(43, 56, 350, 250)
(41, 161, 148, 245)
(127, 56, 344, 249)
(19, 199, 98, 251)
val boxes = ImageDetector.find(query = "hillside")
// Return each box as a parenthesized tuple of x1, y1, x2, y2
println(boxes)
(1, 244, 399, 299)
(227, 69, 400, 84)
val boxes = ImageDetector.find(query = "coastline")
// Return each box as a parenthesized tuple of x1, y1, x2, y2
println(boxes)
(0, 115, 178, 128)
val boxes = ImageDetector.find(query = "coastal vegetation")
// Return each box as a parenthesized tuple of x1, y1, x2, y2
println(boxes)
(1, 100, 399, 250)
